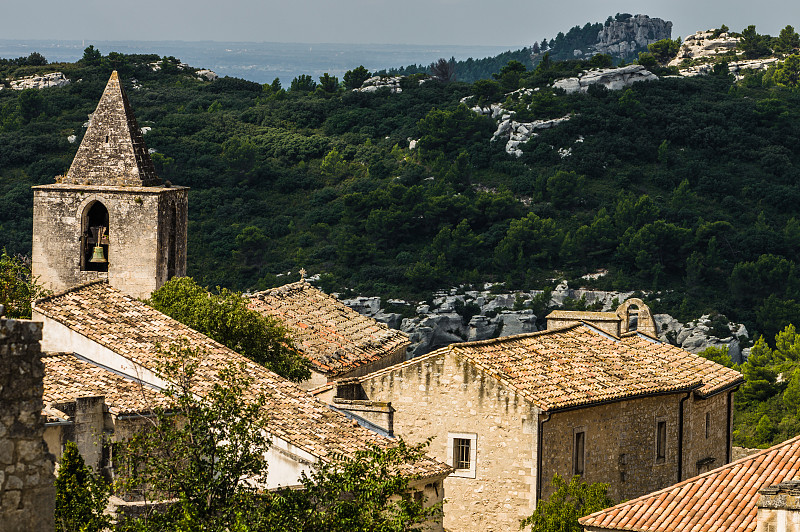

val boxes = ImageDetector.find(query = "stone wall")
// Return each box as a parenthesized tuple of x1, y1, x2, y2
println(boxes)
(355, 350, 540, 532)
(0, 317, 55, 531)
(32, 184, 188, 300)
(683, 392, 732, 479)
(541, 394, 683, 503)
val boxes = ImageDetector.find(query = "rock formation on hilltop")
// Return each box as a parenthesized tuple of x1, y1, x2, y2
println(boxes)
(594, 14, 673, 58)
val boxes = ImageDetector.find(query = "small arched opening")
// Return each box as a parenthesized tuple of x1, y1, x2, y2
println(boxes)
(81, 201, 109, 272)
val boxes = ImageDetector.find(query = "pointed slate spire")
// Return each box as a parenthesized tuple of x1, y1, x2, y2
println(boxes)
(64, 71, 161, 187)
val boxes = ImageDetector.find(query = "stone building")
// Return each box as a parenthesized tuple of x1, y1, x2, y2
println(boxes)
(580, 434, 800, 532)
(32, 71, 187, 300)
(0, 315, 55, 532)
(337, 323, 742, 531)
(32, 281, 450, 526)
(248, 280, 410, 395)
(545, 297, 657, 337)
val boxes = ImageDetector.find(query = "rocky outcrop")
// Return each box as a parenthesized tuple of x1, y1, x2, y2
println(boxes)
(196, 69, 218, 81)
(553, 65, 658, 94)
(355, 76, 403, 93)
(669, 30, 739, 67)
(341, 281, 749, 363)
(10, 72, 69, 90)
(655, 313, 749, 364)
(469, 94, 572, 157)
(594, 14, 672, 57)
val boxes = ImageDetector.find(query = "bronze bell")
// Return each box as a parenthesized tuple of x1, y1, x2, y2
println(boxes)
(89, 245, 107, 263)
(89, 226, 108, 263)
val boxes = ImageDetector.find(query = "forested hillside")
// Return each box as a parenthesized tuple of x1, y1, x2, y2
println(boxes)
(2, 28, 800, 351)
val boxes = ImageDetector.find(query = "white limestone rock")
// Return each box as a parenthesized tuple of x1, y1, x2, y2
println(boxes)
(196, 69, 218, 81)
(355, 76, 403, 94)
(10, 72, 70, 90)
(553, 65, 657, 94)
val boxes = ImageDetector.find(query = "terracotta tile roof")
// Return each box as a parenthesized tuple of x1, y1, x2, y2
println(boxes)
(34, 281, 449, 479)
(366, 324, 741, 412)
(619, 333, 743, 397)
(248, 281, 409, 376)
(579, 434, 800, 532)
(43, 352, 171, 417)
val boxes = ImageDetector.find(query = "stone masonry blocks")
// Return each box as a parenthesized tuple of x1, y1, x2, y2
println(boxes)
(0, 318, 55, 532)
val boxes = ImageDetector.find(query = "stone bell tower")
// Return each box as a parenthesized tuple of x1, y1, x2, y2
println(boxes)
(32, 71, 188, 300)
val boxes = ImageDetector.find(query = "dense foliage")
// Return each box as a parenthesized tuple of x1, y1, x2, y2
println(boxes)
(520, 474, 613, 531)
(55, 441, 111, 532)
(116, 342, 272, 531)
(730, 324, 800, 447)
(116, 341, 441, 532)
(146, 277, 311, 382)
(3, 34, 800, 342)
(0, 248, 48, 319)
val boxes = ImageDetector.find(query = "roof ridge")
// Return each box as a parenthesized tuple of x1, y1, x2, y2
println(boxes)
(580, 434, 800, 524)
(34, 279, 107, 306)
(446, 322, 585, 349)
(250, 279, 310, 298)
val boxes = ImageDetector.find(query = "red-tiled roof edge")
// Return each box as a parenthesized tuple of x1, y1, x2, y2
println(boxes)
(695, 375, 744, 398)
(34, 279, 108, 306)
(542, 381, 703, 414)
(448, 322, 589, 349)
(578, 433, 800, 527)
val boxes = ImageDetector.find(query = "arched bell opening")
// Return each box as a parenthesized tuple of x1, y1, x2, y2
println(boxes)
(81, 201, 109, 272)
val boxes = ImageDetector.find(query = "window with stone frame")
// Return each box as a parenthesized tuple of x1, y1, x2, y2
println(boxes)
(656, 419, 667, 462)
(573, 428, 586, 476)
(447, 432, 477, 478)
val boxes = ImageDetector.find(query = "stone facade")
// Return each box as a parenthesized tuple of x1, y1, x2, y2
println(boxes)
(0, 318, 55, 532)
(344, 327, 736, 531)
(32, 184, 188, 300)
(758, 479, 800, 532)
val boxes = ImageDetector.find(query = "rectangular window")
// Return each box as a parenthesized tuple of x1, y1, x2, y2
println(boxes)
(454, 438, 471, 470)
(447, 433, 477, 478)
(705, 412, 710, 439)
(656, 421, 667, 461)
(574, 431, 585, 476)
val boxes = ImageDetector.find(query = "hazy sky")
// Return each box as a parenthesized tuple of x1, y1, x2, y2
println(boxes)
(4, 0, 800, 46)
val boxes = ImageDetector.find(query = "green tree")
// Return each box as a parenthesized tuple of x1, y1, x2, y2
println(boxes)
(0, 249, 49, 319)
(81, 45, 102, 66)
(26, 51, 47, 66)
(546, 170, 585, 208)
(520, 474, 613, 531)
(637, 52, 658, 69)
(472, 79, 503, 104)
(146, 277, 311, 382)
(775, 25, 800, 53)
(317, 73, 340, 94)
(116, 342, 271, 531)
(260, 439, 443, 531)
(493, 59, 527, 91)
(773, 54, 800, 88)
(118, 342, 441, 532)
(343, 65, 371, 90)
(54, 441, 111, 532)
(290, 74, 317, 92)
(739, 25, 772, 59)
(647, 38, 681, 63)
(18, 88, 43, 122)
(698, 345, 736, 368)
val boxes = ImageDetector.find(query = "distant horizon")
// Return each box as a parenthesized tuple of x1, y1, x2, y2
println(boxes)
(5, 1, 800, 49)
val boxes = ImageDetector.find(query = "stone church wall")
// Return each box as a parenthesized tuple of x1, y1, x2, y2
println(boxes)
(0, 317, 55, 531)
(32, 185, 187, 300)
